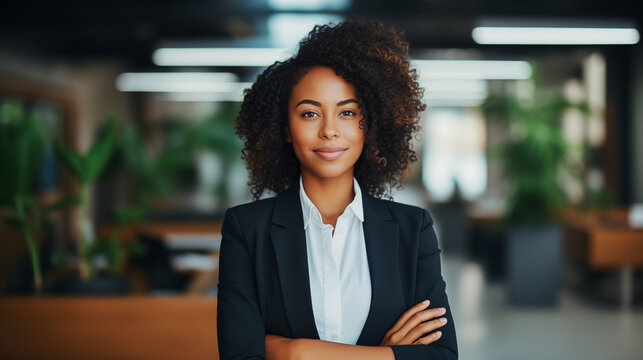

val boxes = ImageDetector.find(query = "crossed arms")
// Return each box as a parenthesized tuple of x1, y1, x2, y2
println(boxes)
(217, 207, 458, 359)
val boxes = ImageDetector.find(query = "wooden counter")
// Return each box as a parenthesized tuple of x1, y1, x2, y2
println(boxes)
(563, 208, 643, 308)
(0, 296, 219, 360)
(564, 208, 643, 268)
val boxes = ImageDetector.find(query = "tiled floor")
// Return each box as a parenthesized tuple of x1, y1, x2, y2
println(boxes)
(441, 255, 643, 360)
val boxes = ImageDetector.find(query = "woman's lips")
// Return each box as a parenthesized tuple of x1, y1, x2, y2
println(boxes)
(313, 147, 347, 161)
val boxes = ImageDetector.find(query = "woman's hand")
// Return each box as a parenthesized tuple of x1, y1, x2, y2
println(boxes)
(379, 300, 447, 346)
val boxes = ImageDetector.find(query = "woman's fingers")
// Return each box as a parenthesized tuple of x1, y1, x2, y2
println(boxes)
(402, 317, 447, 344)
(386, 300, 431, 334)
(412, 330, 443, 345)
(380, 302, 449, 346)
(396, 306, 447, 339)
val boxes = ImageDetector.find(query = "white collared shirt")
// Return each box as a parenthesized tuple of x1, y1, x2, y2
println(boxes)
(299, 175, 372, 344)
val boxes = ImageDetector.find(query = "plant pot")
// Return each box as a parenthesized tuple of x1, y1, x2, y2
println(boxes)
(55, 274, 131, 295)
(507, 223, 561, 306)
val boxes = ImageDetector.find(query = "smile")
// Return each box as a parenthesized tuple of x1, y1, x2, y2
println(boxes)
(313, 147, 347, 161)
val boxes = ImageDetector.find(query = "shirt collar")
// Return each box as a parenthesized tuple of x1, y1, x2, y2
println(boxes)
(299, 175, 364, 230)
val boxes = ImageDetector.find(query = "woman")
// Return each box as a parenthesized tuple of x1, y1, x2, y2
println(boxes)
(217, 20, 457, 360)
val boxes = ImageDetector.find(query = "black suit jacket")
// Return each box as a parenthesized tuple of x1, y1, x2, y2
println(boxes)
(217, 181, 458, 359)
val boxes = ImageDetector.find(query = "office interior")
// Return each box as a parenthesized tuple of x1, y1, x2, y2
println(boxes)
(0, 1, 642, 359)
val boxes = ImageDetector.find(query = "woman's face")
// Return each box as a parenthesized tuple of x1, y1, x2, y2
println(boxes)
(287, 66, 365, 181)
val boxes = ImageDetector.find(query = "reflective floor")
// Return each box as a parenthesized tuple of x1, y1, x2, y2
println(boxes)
(441, 255, 643, 360)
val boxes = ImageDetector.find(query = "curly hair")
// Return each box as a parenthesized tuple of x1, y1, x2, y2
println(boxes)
(236, 20, 426, 200)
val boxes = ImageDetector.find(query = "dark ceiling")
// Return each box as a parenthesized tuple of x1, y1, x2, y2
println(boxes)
(0, 0, 640, 67)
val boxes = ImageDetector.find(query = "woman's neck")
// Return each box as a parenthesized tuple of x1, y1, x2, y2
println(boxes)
(301, 170, 355, 228)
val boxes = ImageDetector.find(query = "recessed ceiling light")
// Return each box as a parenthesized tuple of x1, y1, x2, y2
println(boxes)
(472, 26, 640, 45)
(115, 72, 249, 94)
(420, 79, 488, 93)
(162, 93, 246, 102)
(412, 60, 532, 80)
(266, 0, 350, 11)
(152, 48, 292, 67)
(267, 13, 344, 48)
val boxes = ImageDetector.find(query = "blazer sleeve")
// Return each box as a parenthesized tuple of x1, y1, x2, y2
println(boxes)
(390, 209, 458, 359)
(217, 207, 266, 360)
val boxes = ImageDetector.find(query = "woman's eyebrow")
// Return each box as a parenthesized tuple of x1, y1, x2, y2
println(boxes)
(296, 99, 321, 107)
(337, 99, 358, 106)
(295, 99, 358, 108)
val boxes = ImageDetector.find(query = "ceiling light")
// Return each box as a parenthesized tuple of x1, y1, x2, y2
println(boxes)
(420, 79, 488, 107)
(153, 48, 291, 67)
(267, 0, 350, 11)
(115, 72, 249, 94)
(420, 79, 488, 93)
(412, 60, 532, 80)
(268, 13, 344, 48)
(425, 98, 486, 107)
(472, 27, 640, 45)
(162, 93, 246, 102)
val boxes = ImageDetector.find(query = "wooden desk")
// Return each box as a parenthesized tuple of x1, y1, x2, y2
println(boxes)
(97, 222, 223, 295)
(97, 222, 223, 248)
(138, 222, 222, 294)
(564, 208, 643, 307)
(0, 297, 219, 360)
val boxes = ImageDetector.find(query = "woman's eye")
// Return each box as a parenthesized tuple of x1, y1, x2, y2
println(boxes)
(302, 111, 318, 118)
(340, 110, 356, 117)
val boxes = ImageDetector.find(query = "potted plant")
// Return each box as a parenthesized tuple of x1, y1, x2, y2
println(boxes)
(194, 102, 243, 208)
(54, 204, 146, 295)
(0, 105, 77, 294)
(117, 119, 195, 213)
(94, 205, 146, 275)
(482, 77, 590, 306)
(116, 102, 242, 214)
(54, 116, 117, 288)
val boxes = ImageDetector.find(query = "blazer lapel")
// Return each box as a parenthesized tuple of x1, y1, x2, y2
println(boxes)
(356, 192, 400, 345)
(269, 181, 400, 345)
(270, 181, 320, 340)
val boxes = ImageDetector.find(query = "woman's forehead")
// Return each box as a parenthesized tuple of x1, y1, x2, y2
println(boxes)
(289, 66, 357, 105)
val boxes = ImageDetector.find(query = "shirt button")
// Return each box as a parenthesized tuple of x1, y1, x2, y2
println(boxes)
(329, 334, 338, 341)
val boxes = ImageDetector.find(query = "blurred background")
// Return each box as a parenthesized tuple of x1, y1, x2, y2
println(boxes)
(0, 0, 642, 359)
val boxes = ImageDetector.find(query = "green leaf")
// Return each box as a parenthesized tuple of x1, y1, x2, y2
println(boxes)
(43, 196, 81, 214)
(21, 115, 46, 190)
(86, 115, 116, 182)
(50, 250, 68, 268)
(3, 114, 46, 196)
(114, 204, 146, 223)
(22, 195, 39, 214)
(33, 208, 43, 231)
(14, 194, 27, 217)
(54, 141, 87, 182)
(120, 123, 150, 172)
(0, 100, 25, 126)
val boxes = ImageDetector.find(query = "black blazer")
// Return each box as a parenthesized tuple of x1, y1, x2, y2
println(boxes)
(217, 181, 458, 359)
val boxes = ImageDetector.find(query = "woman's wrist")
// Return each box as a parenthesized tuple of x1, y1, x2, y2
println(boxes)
(266, 335, 299, 360)
(267, 335, 396, 360)
(287, 338, 395, 360)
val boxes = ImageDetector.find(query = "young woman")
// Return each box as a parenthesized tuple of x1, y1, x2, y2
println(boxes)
(217, 20, 457, 360)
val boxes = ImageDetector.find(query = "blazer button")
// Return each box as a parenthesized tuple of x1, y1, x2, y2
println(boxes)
(329, 334, 338, 341)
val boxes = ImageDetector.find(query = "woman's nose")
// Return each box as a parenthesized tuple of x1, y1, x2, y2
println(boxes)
(319, 116, 340, 139)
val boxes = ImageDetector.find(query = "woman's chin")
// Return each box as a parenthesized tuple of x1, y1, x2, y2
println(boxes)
(302, 164, 355, 180)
